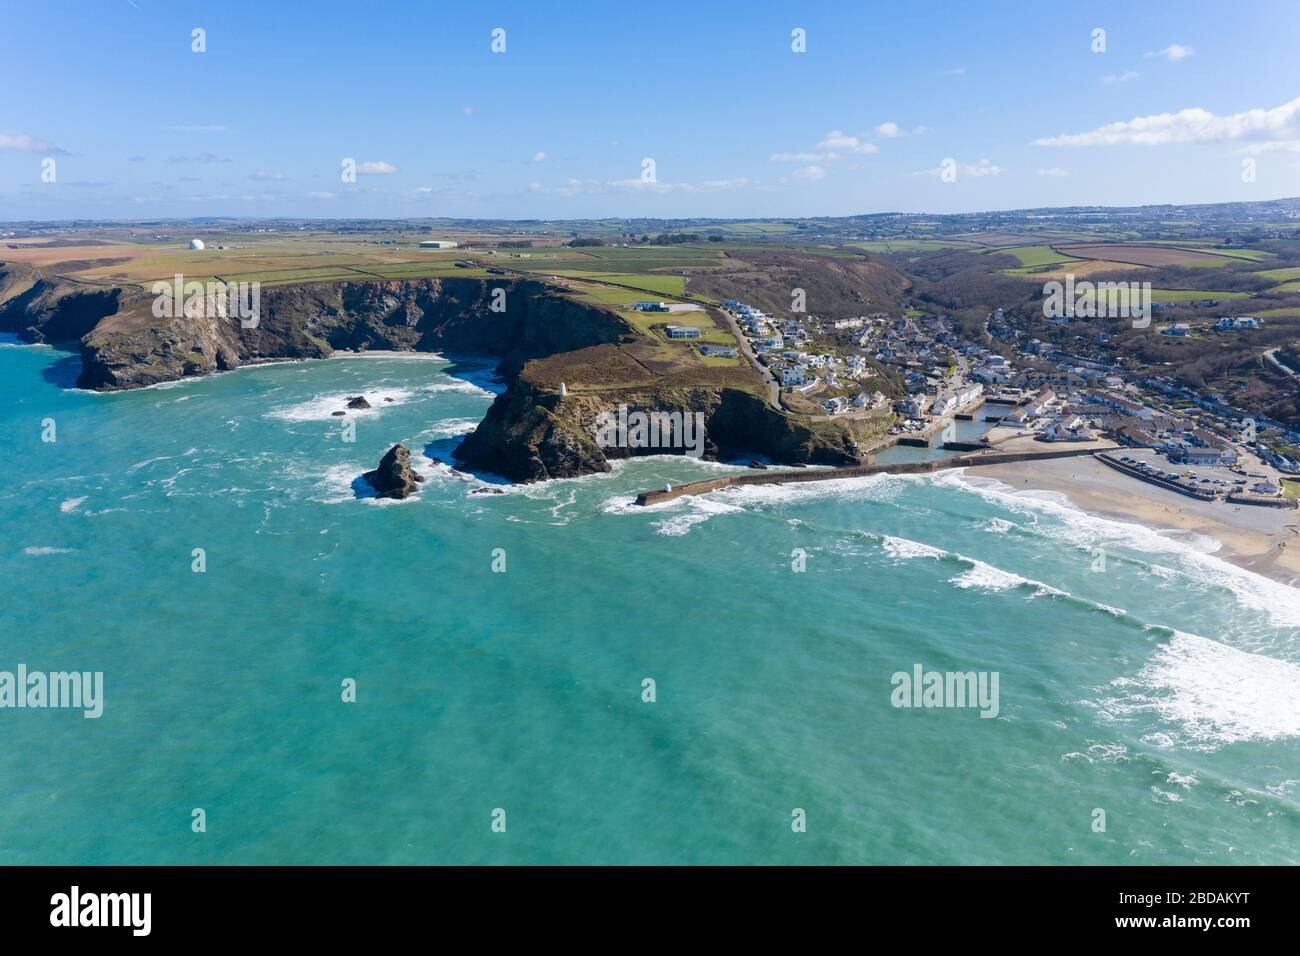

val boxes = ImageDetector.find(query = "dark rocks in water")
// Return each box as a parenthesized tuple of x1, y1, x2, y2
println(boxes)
(469, 486, 506, 495)
(384, 397, 394, 403)
(331, 410, 346, 416)
(749, 459, 768, 470)
(346, 395, 371, 409)
(362, 443, 425, 499)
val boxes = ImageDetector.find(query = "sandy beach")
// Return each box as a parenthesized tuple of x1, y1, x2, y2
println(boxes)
(971, 453, 1300, 587)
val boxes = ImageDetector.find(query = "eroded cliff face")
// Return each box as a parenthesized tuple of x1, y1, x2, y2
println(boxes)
(8, 273, 865, 482)
(453, 346, 861, 481)
(0, 276, 123, 345)
(68, 277, 633, 390)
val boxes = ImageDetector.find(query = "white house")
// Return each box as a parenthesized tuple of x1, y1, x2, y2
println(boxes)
(781, 365, 807, 387)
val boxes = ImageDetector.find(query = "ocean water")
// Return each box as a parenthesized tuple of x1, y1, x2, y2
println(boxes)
(2, 337, 1299, 865)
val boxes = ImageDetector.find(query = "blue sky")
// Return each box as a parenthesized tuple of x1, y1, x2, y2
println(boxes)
(3, 0, 1299, 220)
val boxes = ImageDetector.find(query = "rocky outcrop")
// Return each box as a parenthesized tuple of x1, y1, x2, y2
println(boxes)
(68, 277, 634, 391)
(0, 276, 123, 344)
(453, 352, 862, 482)
(16, 272, 874, 484)
(362, 444, 425, 499)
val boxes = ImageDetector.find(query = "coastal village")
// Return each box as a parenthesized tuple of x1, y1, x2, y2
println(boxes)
(709, 296, 1299, 509)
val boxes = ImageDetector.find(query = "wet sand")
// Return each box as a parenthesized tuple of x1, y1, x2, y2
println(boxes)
(973, 454, 1300, 587)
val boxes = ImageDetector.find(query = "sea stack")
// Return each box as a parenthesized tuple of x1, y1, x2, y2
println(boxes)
(346, 395, 372, 409)
(362, 444, 425, 499)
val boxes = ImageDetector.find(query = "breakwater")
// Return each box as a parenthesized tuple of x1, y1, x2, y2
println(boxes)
(634, 445, 1107, 506)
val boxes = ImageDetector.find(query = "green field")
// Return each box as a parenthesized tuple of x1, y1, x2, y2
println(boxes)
(546, 271, 687, 297)
(996, 245, 1083, 268)
(1150, 289, 1251, 303)
(849, 239, 976, 253)
(1256, 267, 1300, 281)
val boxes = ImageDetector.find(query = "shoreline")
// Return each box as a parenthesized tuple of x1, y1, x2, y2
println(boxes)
(970, 454, 1300, 588)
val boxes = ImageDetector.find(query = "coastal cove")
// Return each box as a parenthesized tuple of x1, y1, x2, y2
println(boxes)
(2, 340, 1299, 865)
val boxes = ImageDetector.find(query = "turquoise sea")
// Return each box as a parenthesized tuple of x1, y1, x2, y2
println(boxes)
(2, 337, 1298, 865)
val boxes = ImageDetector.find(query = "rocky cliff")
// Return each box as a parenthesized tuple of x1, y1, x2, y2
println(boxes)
(0, 274, 124, 345)
(6, 273, 868, 482)
(453, 344, 862, 481)
(62, 276, 633, 390)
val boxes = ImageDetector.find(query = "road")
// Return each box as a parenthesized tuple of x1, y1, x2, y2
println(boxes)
(717, 308, 782, 409)
(1265, 347, 1300, 382)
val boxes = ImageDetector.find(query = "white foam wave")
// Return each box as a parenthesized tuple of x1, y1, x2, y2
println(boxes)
(267, 388, 416, 422)
(59, 497, 87, 513)
(943, 469, 1300, 629)
(424, 381, 495, 397)
(950, 560, 1030, 592)
(1101, 630, 1300, 748)
(421, 417, 479, 440)
(652, 496, 744, 536)
(23, 546, 75, 555)
(881, 534, 947, 560)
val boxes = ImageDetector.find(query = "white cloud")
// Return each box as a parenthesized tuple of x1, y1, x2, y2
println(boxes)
(1145, 44, 1193, 61)
(531, 176, 755, 196)
(790, 165, 826, 181)
(769, 151, 837, 162)
(1035, 167, 1069, 177)
(818, 130, 879, 154)
(461, 106, 475, 116)
(308, 191, 336, 199)
(357, 161, 397, 174)
(771, 128, 886, 165)
(1237, 140, 1300, 155)
(941, 66, 966, 76)
(1033, 95, 1300, 147)
(530, 151, 546, 163)
(964, 159, 1002, 177)
(1100, 71, 1139, 87)
(0, 133, 65, 154)
(912, 158, 1003, 178)
(250, 171, 287, 181)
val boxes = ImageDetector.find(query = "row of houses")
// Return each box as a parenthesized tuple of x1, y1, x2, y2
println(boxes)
(1215, 316, 1262, 331)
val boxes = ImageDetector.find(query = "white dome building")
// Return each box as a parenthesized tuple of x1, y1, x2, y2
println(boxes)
(188, 238, 205, 250)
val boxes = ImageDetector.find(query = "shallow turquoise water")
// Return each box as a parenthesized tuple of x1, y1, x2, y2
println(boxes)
(2, 339, 1298, 865)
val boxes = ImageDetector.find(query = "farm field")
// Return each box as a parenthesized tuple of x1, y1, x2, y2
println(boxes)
(848, 239, 978, 253)
(1017, 260, 1147, 281)
(1150, 288, 1251, 303)
(946, 232, 1049, 247)
(1256, 266, 1300, 282)
(995, 244, 1084, 268)
(1054, 243, 1240, 267)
